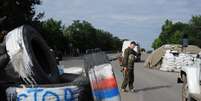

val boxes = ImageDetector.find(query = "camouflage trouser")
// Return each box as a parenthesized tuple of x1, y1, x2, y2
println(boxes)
(121, 69, 134, 90)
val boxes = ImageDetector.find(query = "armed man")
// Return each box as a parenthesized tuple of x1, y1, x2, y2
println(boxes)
(121, 41, 137, 92)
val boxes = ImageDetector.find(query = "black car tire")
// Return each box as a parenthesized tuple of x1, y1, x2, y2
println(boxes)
(5, 25, 60, 84)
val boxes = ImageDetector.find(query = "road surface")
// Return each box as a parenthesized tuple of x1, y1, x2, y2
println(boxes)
(111, 53, 182, 101)
(61, 53, 182, 101)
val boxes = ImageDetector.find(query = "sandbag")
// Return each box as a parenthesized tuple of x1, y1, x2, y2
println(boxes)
(160, 50, 176, 71)
(160, 50, 197, 72)
(5, 25, 60, 84)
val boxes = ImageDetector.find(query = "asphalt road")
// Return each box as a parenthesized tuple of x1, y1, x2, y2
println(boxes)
(61, 53, 182, 101)
(111, 53, 182, 101)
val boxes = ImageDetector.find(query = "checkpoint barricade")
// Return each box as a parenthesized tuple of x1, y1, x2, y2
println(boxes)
(84, 52, 121, 101)
(6, 84, 82, 101)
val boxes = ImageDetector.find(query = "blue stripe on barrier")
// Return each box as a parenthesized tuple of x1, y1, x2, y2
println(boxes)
(94, 87, 119, 100)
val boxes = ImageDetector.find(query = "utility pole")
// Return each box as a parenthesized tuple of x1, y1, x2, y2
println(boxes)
(181, 34, 188, 52)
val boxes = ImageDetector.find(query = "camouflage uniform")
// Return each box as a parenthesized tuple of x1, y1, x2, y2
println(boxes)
(121, 47, 137, 90)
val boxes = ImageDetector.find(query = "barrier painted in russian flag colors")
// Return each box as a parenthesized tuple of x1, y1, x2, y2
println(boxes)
(88, 63, 121, 101)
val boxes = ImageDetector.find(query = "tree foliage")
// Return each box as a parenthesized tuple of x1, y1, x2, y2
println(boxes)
(0, 1, 122, 53)
(152, 15, 201, 49)
(34, 20, 123, 52)
(0, 0, 42, 30)
(34, 19, 67, 51)
(64, 20, 122, 52)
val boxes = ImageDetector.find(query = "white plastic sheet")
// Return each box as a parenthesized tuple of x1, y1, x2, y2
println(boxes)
(122, 41, 131, 57)
(121, 41, 139, 57)
(184, 59, 201, 94)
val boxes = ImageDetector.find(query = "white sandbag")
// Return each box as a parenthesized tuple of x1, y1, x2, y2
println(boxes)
(162, 52, 197, 72)
(175, 53, 185, 69)
(181, 54, 196, 66)
(160, 50, 176, 71)
(175, 53, 189, 69)
(159, 66, 169, 71)
(185, 59, 201, 94)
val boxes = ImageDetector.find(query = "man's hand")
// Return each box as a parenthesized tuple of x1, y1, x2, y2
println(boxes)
(0, 42, 10, 69)
(121, 67, 128, 72)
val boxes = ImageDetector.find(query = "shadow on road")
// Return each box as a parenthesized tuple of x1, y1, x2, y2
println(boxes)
(135, 85, 171, 92)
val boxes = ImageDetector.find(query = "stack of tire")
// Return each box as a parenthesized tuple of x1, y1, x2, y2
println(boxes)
(0, 25, 93, 101)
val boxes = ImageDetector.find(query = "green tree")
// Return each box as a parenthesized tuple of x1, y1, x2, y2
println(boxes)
(64, 20, 96, 51)
(35, 18, 67, 51)
(64, 20, 123, 52)
(170, 31, 182, 44)
(152, 15, 201, 49)
(0, 0, 42, 31)
(152, 38, 162, 49)
(188, 15, 201, 47)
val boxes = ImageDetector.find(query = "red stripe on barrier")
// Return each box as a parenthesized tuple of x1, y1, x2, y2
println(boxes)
(92, 77, 118, 90)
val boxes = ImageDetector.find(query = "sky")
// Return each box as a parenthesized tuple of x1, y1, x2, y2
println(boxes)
(36, 0, 201, 50)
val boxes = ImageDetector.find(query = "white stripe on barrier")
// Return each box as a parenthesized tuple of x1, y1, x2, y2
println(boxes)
(7, 86, 81, 101)
(6, 26, 36, 84)
(93, 64, 114, 77)
(63, 67, 83, 75)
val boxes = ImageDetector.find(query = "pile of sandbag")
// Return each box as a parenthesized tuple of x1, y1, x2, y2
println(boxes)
(175, 54, 184, 70)
(160, 50, 197, 72)
(176, 53, 196, 69)
(160, 50, 176, 71)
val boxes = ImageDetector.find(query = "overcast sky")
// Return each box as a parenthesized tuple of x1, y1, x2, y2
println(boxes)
(36, 0, 201, 50)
